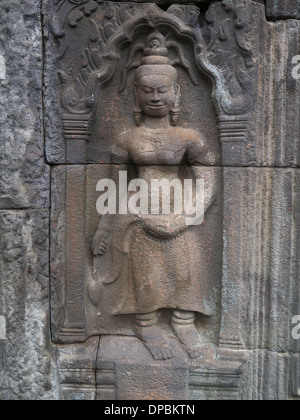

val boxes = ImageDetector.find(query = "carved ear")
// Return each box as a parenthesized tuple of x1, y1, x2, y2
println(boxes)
(175, 83, 181, 107)
(134, 82, 138, 103)
(170, 108, 179, 126)
(134, 108, 143, 127)
(170, 84, 181, 126)
(134, 82, 142, 126)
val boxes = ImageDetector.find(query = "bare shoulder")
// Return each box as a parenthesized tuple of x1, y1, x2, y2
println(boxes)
(111, 129, 135, 164)
(181, 128, 216, 165)
(174, 127, 205, 147)
(117, 128, 136, 151)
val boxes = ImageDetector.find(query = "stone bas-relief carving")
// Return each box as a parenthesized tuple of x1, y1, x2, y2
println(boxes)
(45, 0, 300, 401)
(91, 31, 218, 361)
(46, 0, 259, 166)
(50, 1, 224, 346)
(49, 1, 230, 397)
(1, 0, 300, 402)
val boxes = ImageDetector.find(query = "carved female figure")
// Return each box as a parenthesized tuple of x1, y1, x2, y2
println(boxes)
(92, 32, 216, 361)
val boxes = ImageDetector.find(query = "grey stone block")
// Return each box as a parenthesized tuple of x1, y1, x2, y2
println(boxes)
(55, 337, 99, 401)
(240, 350, 291, 400)
(266, 0, 300, 20)
(0, 0, 50, 209)
(221, 168, 300, 354)
(0, 210, 58, 400)
(251, 18, 300, 167)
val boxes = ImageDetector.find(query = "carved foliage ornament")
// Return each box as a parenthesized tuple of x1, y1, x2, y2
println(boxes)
(52, 0, 257, 120)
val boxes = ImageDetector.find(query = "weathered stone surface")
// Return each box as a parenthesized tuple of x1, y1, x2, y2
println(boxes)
(45, 0, 300, 168)
(55, 337, 99, 400)
(0, 0, 50, 209)
(50, 164, 223, 344)
(0, 0, 56, 400)
(249, 18, 300, 167)
(266, 0, 300, 20)
(97, 335, 245, 400)
(50, 164, 300, 399)
(46, 1, 300, 401)
(240, 350, 291, 400)
(221, 168, 300, 355)
(50, 164, 89, 343)
(0, 0, 299, 402)
(44, 0, 221, 165)
(0, 210, 58, 400)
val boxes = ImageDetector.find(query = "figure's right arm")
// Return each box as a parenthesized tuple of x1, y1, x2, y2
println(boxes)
(91, 165, 120, 256)
(91, 134, 131, 256)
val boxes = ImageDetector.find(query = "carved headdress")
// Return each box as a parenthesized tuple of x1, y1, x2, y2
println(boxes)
(130, 31, 180, 126)
(120, 30, 198, 126)
(135, 32, 177, 82)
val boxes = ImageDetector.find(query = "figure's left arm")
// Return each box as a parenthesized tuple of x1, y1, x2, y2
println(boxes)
(187, 132, 219, 213)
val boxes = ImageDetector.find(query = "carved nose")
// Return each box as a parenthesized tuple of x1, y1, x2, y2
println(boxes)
(151, 91, 161, 103)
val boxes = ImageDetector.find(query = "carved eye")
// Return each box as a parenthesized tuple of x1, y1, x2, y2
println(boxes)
(158, 88, 168, 94)
(142, 87, 153, 94)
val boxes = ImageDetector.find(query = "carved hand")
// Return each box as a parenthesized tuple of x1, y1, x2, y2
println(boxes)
(91, 228, 110, 256)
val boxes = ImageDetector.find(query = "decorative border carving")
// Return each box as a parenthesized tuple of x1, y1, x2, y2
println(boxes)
(51, 1, 259, 164)
(189, 358, 246, 400)
(50, 1, 261, 350)
(56, 337, 99, 400)
(96, 361, 117, 400)
(218, 115, 250, 166)
(52, 1, 257, 116)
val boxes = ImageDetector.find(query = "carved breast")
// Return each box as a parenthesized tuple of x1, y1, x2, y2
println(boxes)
(127, 127, 188, 166)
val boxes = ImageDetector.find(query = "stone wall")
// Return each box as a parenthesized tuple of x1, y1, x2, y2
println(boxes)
(0, 0, 58, 400)
(0, 0, 299, 400)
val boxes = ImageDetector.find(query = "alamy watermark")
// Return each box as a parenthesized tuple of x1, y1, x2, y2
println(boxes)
(0, 55, 6, 81)
(0, 316, 6, 340)
(292, 55, 300, 80)
(292, 316, 300, 340)
(96, 171, 205, 226)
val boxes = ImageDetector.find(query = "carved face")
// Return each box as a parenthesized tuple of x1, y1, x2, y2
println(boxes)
(135, 74, 180, 118)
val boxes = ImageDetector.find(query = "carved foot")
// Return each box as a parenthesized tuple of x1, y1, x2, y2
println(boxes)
(143, 341, 174, 361)
(185, 345, 205, 360)
(171, 310, 204, 359)
(134, 312, 174, 361)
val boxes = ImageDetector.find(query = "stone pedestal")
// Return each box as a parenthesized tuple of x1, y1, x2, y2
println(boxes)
(96, 336, 246, 401)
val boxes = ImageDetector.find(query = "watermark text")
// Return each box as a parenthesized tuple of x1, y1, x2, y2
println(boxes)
(292, 316, 300, 340)
(96, 171, 205, 226)
(292, 55, 300, 80)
